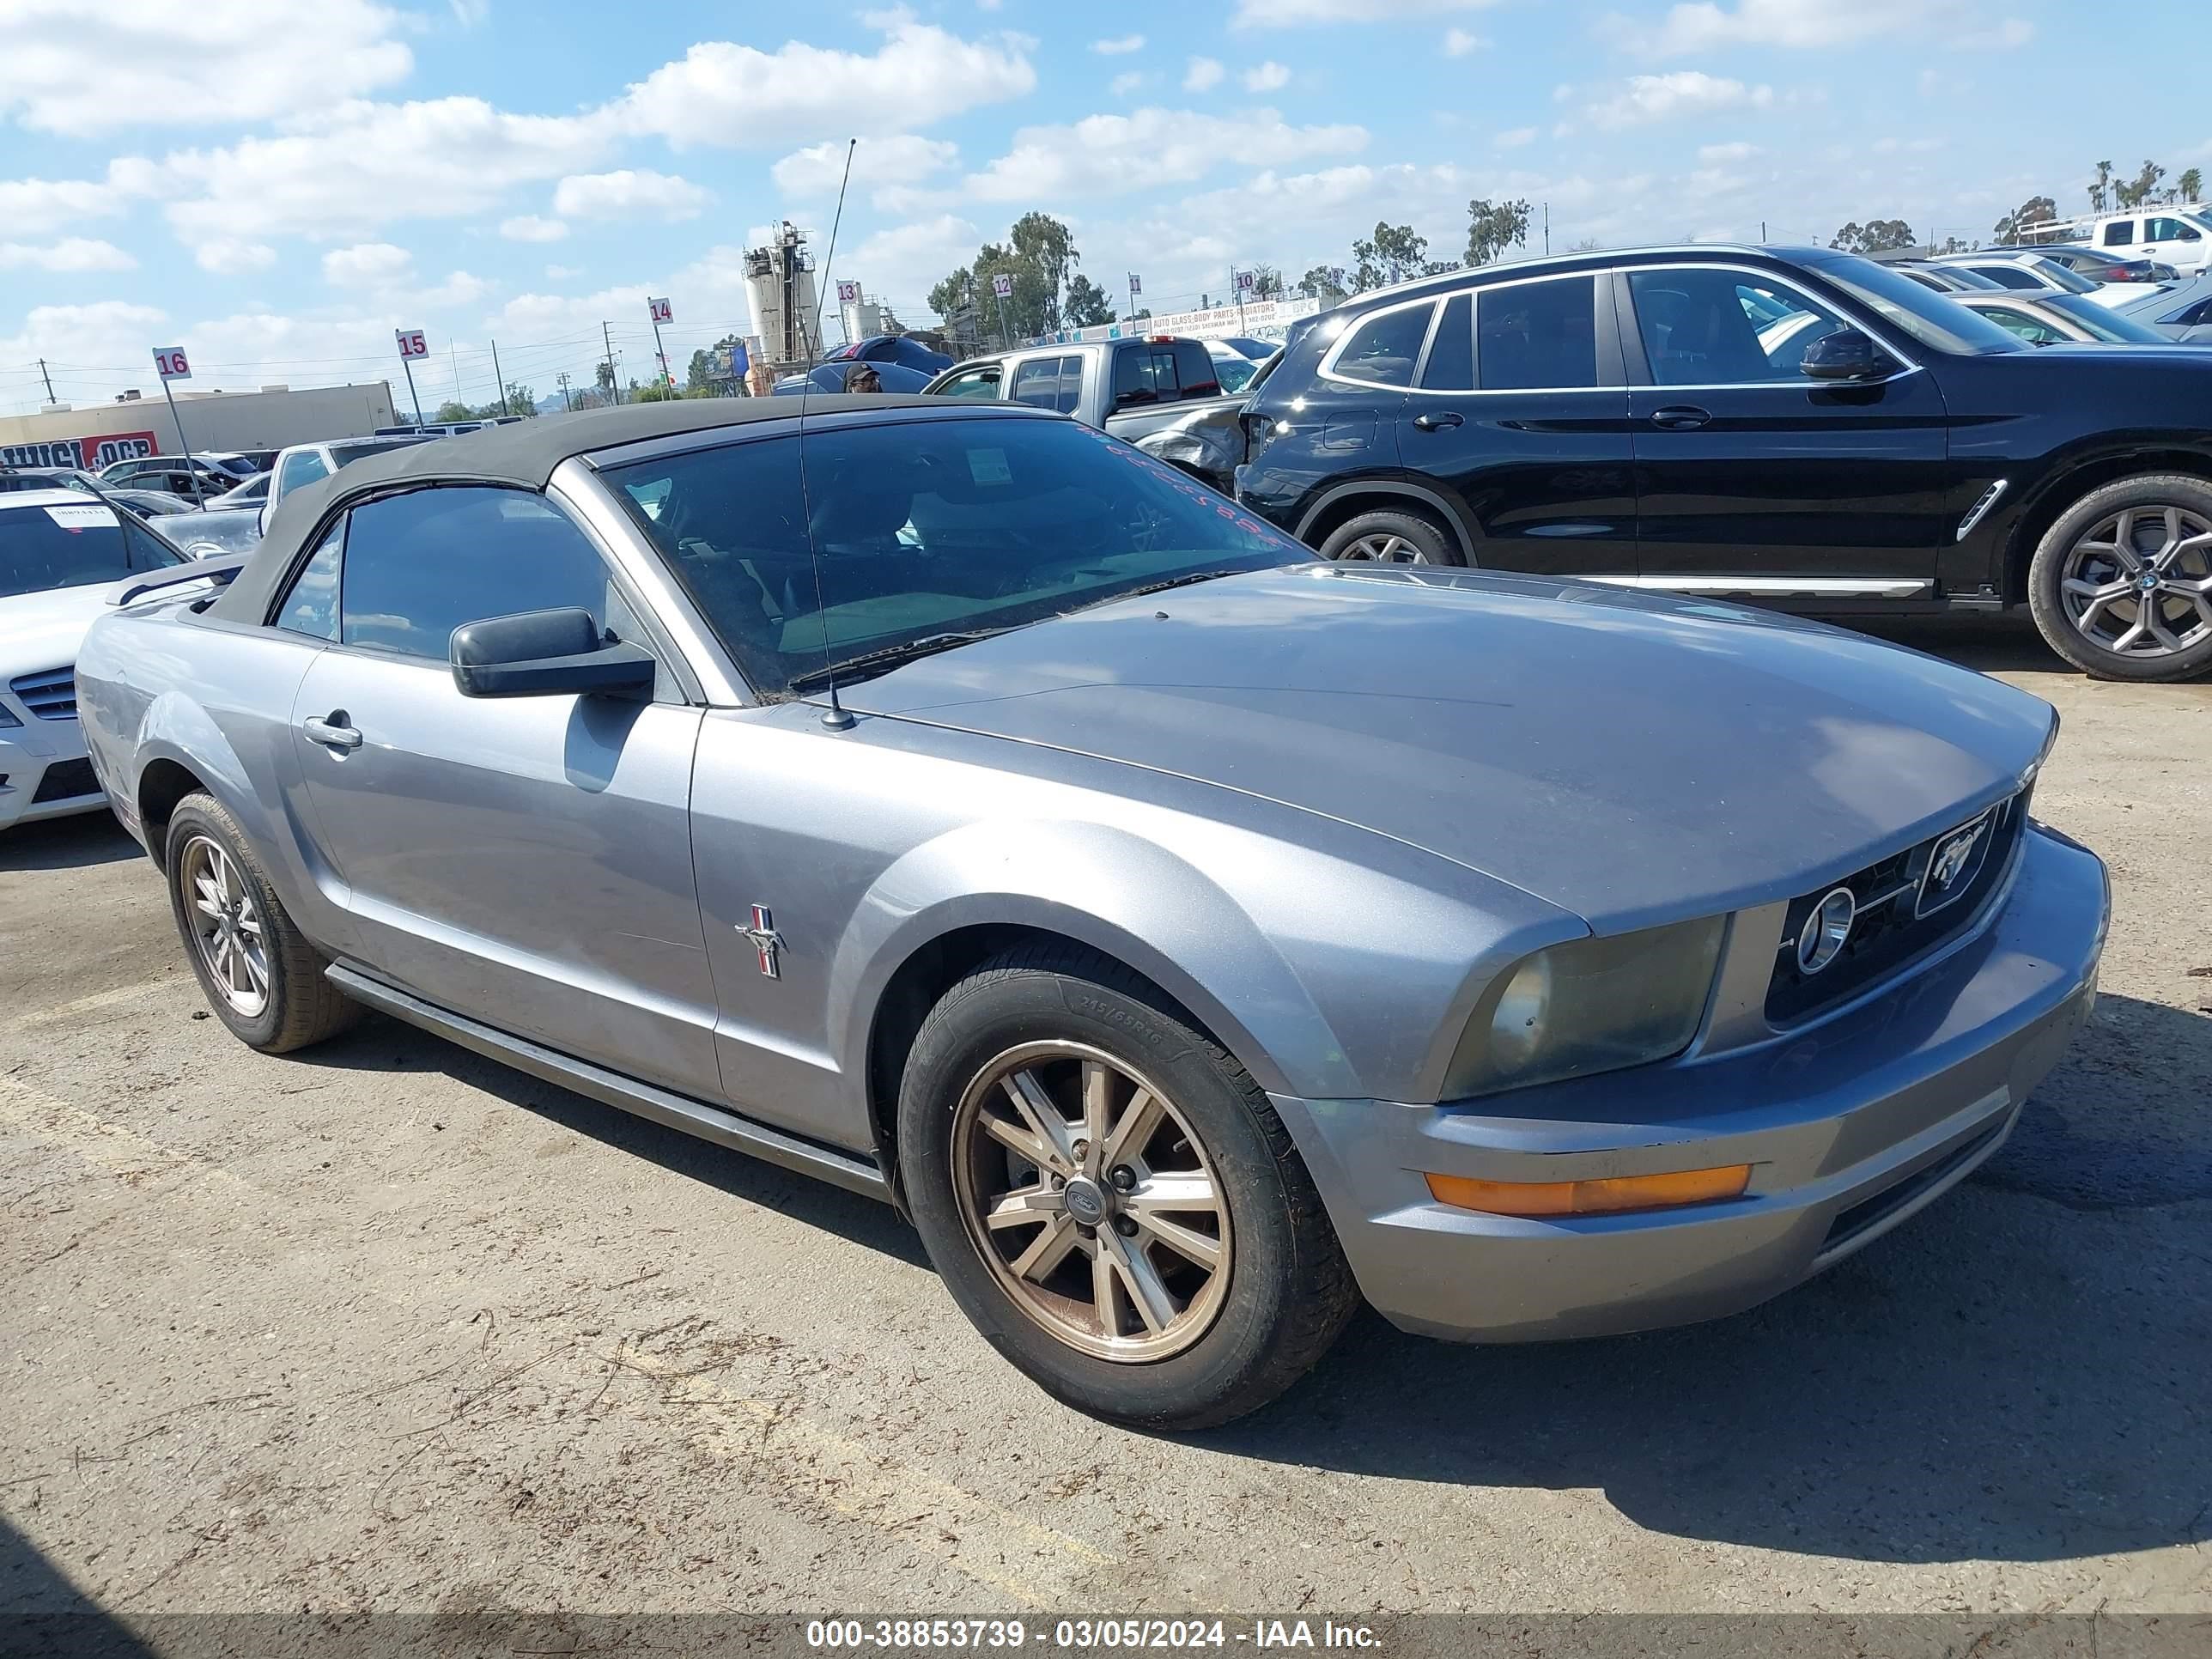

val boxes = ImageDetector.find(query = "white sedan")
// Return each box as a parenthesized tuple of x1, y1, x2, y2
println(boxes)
(0, 490, 192, 831)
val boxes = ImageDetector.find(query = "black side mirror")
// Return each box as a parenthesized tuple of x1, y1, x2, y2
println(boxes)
(449, 606, 657, 700)
(1800, 327, 1887, 382)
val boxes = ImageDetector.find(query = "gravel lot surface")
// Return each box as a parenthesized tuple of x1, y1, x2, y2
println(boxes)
(3, 620, 2207, 1631)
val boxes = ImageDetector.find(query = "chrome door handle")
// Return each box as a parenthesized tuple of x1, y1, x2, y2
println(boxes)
(302, 712, 362, 751)
(1650, 405, 1711, 431)
(1412, 410, 1464, 430)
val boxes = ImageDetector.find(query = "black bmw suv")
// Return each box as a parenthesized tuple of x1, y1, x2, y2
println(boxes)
(1235, 245, 2212, 681)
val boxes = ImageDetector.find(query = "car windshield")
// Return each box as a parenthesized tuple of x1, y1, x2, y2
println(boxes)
(1212, 356, 1259, 393)
(2042, 294, 2172, 343)
(0, 500, 184, 599)
(1800, 253, 2027, 356)
(606, 414, 1316, 697)
(2023, 258, 2099, 294)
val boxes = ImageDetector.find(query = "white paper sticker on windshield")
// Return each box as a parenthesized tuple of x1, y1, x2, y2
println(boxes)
(44, 503, 118, 531)
(966, 447, 1012, 486)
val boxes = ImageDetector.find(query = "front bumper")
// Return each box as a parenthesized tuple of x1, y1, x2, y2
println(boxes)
(0, 716, 103, 831)
(1273, 823, 2108, 1343)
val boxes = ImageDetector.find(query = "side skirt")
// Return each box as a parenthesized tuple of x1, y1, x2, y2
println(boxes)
(325, 963, 893, 1203)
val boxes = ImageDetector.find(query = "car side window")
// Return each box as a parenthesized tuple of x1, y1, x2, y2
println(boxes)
(1008, 359, 1063, 410)
(2148, 216, 2200, 242)
(935, 366, 1003, 400)
(1419, 293, 1474, 390)
(337, 486, 620, 662)
(276, 520, 344, 641)
(1054, 355, 1083, 414)
(1170, 341, 1220, 398)
(278, 450, 329, 495)
(1631, 270, 1851, 384)
(1328, 302, 1435, 389)
(1478, 276, 1597, 391)
(1110, 346, 1176, 407)
(1981, 306, 2063, 344)
(1982, 266, 2039, 289)
(2102, 222, 2134, 246)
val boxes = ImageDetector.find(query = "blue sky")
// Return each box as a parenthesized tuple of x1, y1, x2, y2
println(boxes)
(1, 0, 2205, 414)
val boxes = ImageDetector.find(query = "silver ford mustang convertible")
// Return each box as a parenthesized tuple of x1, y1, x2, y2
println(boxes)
(76, 397, 2109, 1428)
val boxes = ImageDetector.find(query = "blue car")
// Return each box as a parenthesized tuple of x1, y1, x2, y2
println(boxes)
(774, 361, 939, 396)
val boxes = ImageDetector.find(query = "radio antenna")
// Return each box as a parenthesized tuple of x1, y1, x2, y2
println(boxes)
(813, 139, 858, 354)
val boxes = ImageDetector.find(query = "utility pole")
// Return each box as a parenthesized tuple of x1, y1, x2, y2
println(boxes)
(37, 358, 55, 402)
(601, 322, 623, 404)
(557, 372, 573, 412)
(449, 342, 462, 410)
(490, 337, 508, 416)
(1543, 202, 1551, 256)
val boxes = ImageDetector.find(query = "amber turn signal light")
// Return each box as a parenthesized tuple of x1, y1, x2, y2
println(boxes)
(1425, 1164, 1752, 1218)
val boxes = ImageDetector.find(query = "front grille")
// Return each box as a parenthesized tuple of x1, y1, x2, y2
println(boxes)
(9, 666, 76, 720)
(1766, 791, 2027, 1025)
(1820, 1112, 2011, 1258)
(30, 757, 98, 804)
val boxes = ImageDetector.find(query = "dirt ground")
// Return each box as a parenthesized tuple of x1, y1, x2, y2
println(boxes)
(3, 617, 2208, 1631)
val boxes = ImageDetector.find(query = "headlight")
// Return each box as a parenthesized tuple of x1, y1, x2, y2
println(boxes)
(1443, 915, 1727, 1097)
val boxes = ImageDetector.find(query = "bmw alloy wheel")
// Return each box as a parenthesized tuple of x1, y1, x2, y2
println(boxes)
(2059, 504, 2212, 659)
(179, 835, 270, 1018)
(950, 1041, 1231, 1362)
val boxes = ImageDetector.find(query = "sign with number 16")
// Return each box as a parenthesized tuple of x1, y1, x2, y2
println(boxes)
(152, 346, 191, 380)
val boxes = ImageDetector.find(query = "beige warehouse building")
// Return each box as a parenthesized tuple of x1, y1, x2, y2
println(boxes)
(0, 382, 399, 471)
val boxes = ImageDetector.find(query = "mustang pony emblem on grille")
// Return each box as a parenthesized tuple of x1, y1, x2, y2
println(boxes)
(1918, 812, 1991, 916)
(742, 904, 785, 979)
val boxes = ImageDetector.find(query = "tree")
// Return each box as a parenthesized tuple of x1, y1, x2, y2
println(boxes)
(1465, 198, 1532, 266)
(1828, 219, 1917, 253)
(930, 212, 1085, 344)
(1350, 222, 1433, 292)
(503, 383, 538, 416)
(2115, 159, 2166, 210)
(1248, 264, 1285, 299)
(1296, 264, 1349, 304)
(434, 399, 474, 423)
(1992, 195, 2057, 244)
(2089, 160, 2115, 212)
(1062, 274, 1116, 327)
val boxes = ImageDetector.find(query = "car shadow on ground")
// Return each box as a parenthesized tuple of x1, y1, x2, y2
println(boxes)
(1194, 991, 2212, 1567)
(290, 1014, 928, 1269)
(0, 812, 139, 874)
(1840, 613, 2077, 678)
(1, 1516, 158, 1655)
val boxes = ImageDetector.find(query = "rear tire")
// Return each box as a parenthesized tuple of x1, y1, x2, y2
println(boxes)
(1316, 506, 1462, 567)
(2026, 474, 2212, 682)
(897, 944, 1358, 1430)
(164, 792, 359, 1054)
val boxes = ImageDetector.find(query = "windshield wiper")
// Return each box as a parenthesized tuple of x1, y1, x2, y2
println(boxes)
(787, 629, 1006, 693)
(1120, 569, 1247, 601)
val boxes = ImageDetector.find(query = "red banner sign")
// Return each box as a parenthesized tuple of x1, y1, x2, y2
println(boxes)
(2, 429, 161, 471)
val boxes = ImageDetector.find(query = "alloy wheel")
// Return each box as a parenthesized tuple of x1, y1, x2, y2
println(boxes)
(2059, 504, 2212, 659)
(1337, 532, 1431, 564)
(950, 1041, 1232, 1363)
(180, 836, 270, 1018)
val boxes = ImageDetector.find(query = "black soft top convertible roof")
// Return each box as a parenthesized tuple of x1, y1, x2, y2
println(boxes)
(207, 393, 975, 625)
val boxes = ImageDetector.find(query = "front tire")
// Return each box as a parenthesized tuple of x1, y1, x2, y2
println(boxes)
(897, 945, 1358, 1430)
(1316, 506, 1462, 566)
(2027, 474, 2212, 682)
(164, 792, 359, 1054)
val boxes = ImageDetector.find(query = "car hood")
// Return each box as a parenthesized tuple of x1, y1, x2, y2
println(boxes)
(0, 580, 112, 676)
(842, 567, 2057, 929)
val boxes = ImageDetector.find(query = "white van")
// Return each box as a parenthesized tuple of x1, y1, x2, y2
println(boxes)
(2085, 209, 2212, 276)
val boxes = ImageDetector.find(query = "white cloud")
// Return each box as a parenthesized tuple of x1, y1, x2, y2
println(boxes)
(544, 264, 580, 280)
(845, 215, 984, 298)
(150, 97, 612, 240)
(0, 238, 137, 273)
(1233, 0, 1496, 23)
(773, 135, 957, 196)
(1443, 27, 1487, 54)
(1494, 126, 1537, 148)
(1091, 34, 1146, 53)
(611, 15, 1036, 148)
(1587, 72, 1775, 129)
(1698, 141, 1760, 162)
(195, 239, 277, 274)
(553, 169, 710, 221)
(1110, 71, 1146, 96)
(0, 0, 412, 137)
(1626, 0, 2004, 55)
(0, 169, 142, 237)
(1243, 61, 1292, 92)
(964, 107, 1367, 202)
(1183, 58, 1225, 92)
(322, 242, 414, 288)
(500, 215, 570, 243)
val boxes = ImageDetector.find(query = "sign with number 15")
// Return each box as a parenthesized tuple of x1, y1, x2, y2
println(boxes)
(395, 328, 428, 359)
